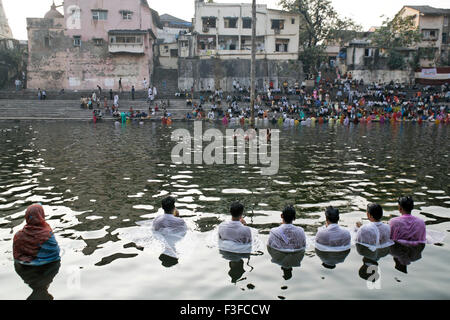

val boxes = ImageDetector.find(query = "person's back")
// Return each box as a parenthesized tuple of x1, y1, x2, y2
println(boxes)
(390, 196, 426, 245)
(356, 203, 393, 249)
(153, 196, 186, 232)
(13, 204, 60, 266)
(218, 202, 252, 244)
(315, 207, 351, 250)
(219, 221, 252, 244)
(268, 206, 306, 251)
(357, 222, 391, 246)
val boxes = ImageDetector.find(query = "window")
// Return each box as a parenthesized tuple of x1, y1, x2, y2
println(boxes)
(224, 17, 238, 28)
(444, 16, 448, 27)
(242, 18, 252, 29)
(422, 29, 439, 40)
(44, 36, 50, 48)
(92, 10, 108, 21)
(364, 48, 373, 57)
(291, 18, 295, 24)
(110, 36, 143, 44)
(271, 19, 285, 30)
(443, 33, 448, 44)
(170, 49, 178, 57)
(202, 17, 216, 30)
(218, 36, 238, 50)
(164, 45, 169, 53)
(180, 40, 188, 47)
(93, 38, 104, 46)
(275, 39, 289, 52)
(73, 36, 81, 47)
(121, 11, 133, 20)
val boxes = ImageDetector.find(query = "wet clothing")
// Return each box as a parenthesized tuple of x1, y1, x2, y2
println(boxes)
(218, 221, 252, 244)
(356, 221, 394, 251)
(153, 213, 186, 233)
(389, 214, 426, 246)
(268, 224, 306, 252)
(315, 224, 351, 251)
(13, 205, 60, 266)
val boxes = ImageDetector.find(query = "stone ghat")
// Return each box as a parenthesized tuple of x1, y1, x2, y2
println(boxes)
(0, 99, 193, 120)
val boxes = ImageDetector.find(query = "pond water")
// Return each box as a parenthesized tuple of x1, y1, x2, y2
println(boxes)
(0, 120, 449, 300)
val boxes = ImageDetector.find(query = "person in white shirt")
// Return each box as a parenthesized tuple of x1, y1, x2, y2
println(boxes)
(315, 207, 351, 251)
(218, 202, 252, 244)
(147, 87, 153, 103)
(355, 203, 393, 251)
(143, 78, 148, 89)
(153, 196, 186, 233)
(268, 205, 306, 252)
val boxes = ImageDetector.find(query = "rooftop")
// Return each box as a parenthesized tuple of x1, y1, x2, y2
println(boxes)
(403, 5, 450, 15)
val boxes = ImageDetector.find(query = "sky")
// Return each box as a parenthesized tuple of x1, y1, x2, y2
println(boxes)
(3, 0, 450, 40)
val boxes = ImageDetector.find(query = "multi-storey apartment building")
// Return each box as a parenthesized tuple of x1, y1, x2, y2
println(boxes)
(398, 5, 450, 67)
(26, 0, 159, 90)
(180, 0, 300, 60)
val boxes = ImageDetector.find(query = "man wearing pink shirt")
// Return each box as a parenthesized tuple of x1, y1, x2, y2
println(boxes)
(389, 196, 426, 246)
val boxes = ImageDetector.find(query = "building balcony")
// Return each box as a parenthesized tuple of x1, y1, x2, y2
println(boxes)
(109, 43, 144, 54)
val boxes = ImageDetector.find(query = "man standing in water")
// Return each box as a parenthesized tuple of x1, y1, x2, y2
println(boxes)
(153, 196, 186, 232)
(315, 207, 351, 250)
(218, 202, 252, 244)
(389, 196, 426, 245)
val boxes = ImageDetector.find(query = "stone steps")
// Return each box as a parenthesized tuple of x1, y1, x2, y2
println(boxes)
(0, 99, 197, 120)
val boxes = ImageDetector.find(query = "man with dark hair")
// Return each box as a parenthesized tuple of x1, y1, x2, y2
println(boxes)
(153, 196, 186, 232)
(268, 205, 306, 251)
(355, 203, 393, 249)
(389, 196, 426, 245)
(315, 206, 351, 251)
(218, 202, 252, 245)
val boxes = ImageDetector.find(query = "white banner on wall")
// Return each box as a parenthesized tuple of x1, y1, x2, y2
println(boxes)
(421, 68, 437, 78)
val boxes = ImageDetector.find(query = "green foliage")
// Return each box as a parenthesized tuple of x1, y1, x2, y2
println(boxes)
(0, 47, 25, 88)
(278, 0, 361, 74)
(371, 14, 422, 50)
(387, 50, 405, 70)
(299, 46, 328, 76)
(0, 48, 23, 68)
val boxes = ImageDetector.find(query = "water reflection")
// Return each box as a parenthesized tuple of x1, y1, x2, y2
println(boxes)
(220, 250, 251, 284)
(14, 260, 60, 300)
(267, 246, 305, 280)
(315, 249, 351, 269)
(390, 242, 425, 274)
(159, 254, 179, 268)
(356, 244, 391, 281)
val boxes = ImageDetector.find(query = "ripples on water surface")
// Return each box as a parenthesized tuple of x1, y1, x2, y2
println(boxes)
(0, 121, 449, 299)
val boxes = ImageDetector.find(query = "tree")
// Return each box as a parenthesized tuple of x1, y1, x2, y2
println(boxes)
(371, 14, 422, 70)
(278, 0, 361, 75)
(371, 15, 422, 50)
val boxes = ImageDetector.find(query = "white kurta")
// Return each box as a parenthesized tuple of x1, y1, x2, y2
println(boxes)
(315, 224, 351, 252)
(268, 224, 306, 252)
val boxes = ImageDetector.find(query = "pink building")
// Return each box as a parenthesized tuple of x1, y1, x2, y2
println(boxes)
(27, 0, 160, 90)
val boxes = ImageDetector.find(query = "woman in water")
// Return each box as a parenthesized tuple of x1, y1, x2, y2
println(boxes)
(13, 204, 60, 266)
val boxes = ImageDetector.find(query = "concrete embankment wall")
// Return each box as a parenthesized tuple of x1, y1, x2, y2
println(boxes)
(349, 70, 414, 84)
(178, 58, 304, 92)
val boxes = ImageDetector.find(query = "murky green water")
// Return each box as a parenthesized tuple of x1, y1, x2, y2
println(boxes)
(0, 120, 449, 299)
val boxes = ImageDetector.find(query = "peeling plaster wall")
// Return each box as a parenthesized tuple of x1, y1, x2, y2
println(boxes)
(26, 0, 157, 90)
